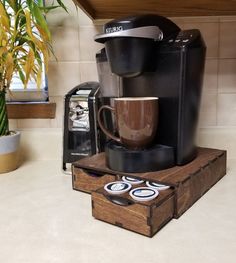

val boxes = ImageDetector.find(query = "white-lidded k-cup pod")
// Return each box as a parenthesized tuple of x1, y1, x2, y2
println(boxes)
(129, 187, 159, 202)
(146, 181, 170, 191)
(122, 176, 144, 185)
(104, 181, 132, 195)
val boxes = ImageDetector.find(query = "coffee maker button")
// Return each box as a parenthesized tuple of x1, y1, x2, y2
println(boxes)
(168, 39, 174, 43)
(175, 39, 180, 43)
(183, 39, 189, 43)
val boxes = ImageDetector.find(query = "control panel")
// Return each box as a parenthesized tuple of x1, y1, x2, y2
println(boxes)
(167, 29, 202, 48)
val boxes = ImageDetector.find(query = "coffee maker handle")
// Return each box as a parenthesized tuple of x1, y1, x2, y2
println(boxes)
(97, 105, 121, 143)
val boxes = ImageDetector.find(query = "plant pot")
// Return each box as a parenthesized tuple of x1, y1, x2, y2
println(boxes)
(0, 131, 21, 174)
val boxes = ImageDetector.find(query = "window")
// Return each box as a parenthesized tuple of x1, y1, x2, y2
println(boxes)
(6, 0, 48, 103)
(5, 0, 56, 119)
(6, 71, 48, 102)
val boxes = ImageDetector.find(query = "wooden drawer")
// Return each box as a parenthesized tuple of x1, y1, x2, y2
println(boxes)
(92, 184, 175, 237)
(72, 167, 115, 193)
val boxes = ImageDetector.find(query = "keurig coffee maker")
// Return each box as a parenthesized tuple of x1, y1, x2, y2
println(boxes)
(63, 53, 123, 172)
(94, 14, 206, 173)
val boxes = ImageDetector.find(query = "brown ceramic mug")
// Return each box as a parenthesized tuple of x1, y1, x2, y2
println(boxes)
(98, 97, 159, 149)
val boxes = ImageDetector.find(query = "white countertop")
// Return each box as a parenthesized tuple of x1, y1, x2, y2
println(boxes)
(0, 159, 235, 263)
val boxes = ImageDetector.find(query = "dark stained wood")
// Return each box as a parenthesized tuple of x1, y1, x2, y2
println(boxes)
(92, 184, 175, 237)
(150, 196, 175, 235)
(75, 0, 96, 18)
(75, 0, 236, 19)
(73, 148, 225, 186)
(74, 148, 227, 236)
(175, 151, 227, 218)
(7, 102, 56, 119)
(72, 167, 115, 193)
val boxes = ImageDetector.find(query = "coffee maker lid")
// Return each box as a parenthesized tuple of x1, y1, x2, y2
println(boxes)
(94, 14, 180, 43)
(94, 26, 163, 43)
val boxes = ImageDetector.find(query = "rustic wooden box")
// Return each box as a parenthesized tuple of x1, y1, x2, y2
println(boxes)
(72, 167, 115, 193)
(73, 148, 227, 236)
(92, 185, 175, 237)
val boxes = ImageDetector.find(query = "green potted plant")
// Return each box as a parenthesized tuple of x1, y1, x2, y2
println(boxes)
(0, 0, 67, 173)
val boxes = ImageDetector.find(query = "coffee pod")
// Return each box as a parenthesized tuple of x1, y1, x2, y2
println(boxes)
(104, 181, 132, 195)
(146, 181, 170, 191)
(129, 187, 159, 202)
(122, 176, 144, 185)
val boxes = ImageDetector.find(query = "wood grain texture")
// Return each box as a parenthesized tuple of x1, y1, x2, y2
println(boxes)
(150, 195, 175, 235)
(75, 0, 236, 19)
(92, 186, 174, 237)
(73, 148, 226, 186)
(7, 102, 56, 119)
(75, 0, 96, 18)
(72, 167, 115, 193)
(175, 151, 227, 218)
(76, 148, 227, 236)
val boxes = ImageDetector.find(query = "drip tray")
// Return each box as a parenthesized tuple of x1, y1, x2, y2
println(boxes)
(105, 140, 175, 173)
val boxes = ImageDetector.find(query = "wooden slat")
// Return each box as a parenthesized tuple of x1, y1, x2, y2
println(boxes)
(175, 152, 227, 217)
(92, 191, 151, 236)
(6, 102, 56, 119)
(72, 167, 115, 193)
(73, 148, 226, 186)
(92, 186, 174, 236)
(75, 0, 236, 19)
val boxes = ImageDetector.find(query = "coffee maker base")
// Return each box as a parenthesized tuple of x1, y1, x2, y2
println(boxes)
(105, 141, 175, 173)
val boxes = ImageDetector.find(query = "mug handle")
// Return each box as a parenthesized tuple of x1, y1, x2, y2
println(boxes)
(97, 105, 121, 143)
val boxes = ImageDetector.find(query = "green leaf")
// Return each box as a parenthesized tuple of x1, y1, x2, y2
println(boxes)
(7, 0, 17, 12)
(17, 66, 26, 84)
(39, 5, 61, 14)
(35, 51, 43, 67)
(0, 91, 9, 136)
(19, 13, 27, 29)
(32, 3, 51, 40)
(56, 0, 68, 13)
(36, 0, 44, 7)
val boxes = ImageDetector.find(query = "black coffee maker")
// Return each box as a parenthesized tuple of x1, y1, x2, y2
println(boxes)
(95, 14, 206, 173)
